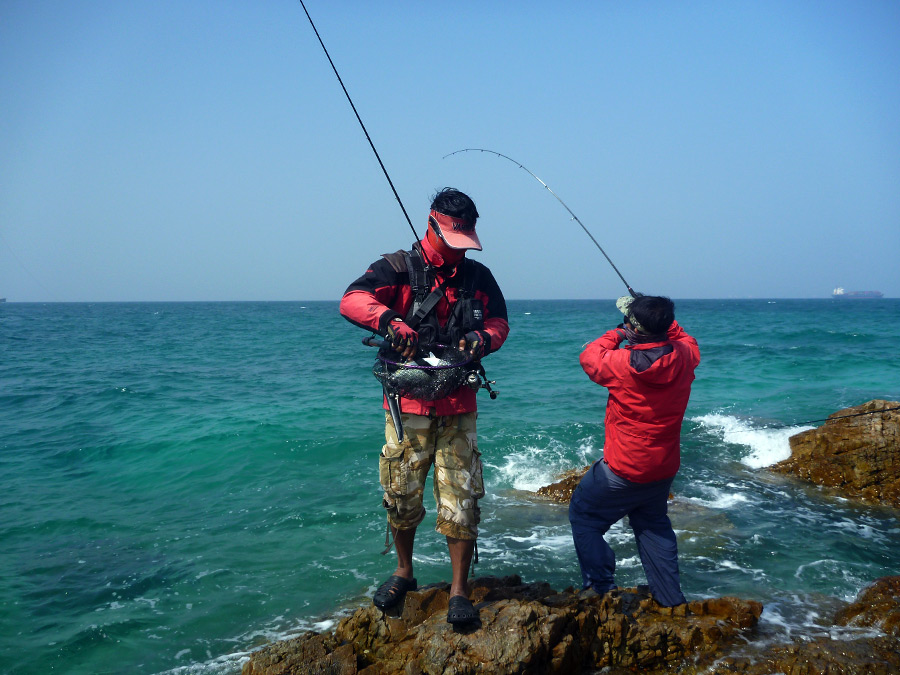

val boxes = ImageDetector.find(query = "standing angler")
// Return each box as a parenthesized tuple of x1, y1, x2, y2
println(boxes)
(340, 188, 509, 626)
(569, 295, 699, 607)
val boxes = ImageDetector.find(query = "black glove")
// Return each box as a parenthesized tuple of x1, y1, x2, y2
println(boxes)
(462, 330, 488, 359)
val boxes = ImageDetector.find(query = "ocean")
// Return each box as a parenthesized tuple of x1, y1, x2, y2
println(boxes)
(2, 299, 899, 674)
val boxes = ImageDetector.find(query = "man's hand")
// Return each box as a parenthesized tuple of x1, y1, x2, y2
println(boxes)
(387, 319, 418, 360)
(458, 330, 487, 359)
(616, 294, 644, 332)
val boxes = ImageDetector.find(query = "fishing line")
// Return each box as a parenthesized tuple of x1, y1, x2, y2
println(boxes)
(298, 0, 421, 247)
(444, 148, 636, 297)
(719, 405, 900, 436)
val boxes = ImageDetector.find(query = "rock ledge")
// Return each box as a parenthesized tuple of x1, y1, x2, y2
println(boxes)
(243, 575, 761, 675)
(774, 399, 900, 507)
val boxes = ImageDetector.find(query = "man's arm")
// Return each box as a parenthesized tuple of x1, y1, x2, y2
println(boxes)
(471, 264, 509, 355)
(339, 259, 404, 335)
(579, 327, 627, 385)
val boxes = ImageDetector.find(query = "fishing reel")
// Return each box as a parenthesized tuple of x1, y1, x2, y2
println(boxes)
(465, 364, 498, 399)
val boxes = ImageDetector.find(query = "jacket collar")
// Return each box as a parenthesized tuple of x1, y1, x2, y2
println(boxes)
(418, 236, 462, 275)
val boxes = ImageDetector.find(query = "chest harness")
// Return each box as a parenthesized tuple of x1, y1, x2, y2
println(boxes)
(383, 244, 485, 349)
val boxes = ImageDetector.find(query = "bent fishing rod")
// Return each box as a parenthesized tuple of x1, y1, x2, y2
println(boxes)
(298, 0, 424, 252)
(444, 148, 637, 297)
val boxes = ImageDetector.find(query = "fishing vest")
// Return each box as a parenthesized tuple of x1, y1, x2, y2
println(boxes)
(382, 245, 484, 349)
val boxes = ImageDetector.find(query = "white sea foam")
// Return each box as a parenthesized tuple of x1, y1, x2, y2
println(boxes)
(752, 593, 883, 647)
(793, 559, 881, 601)
(159, 603, 359, 674)
(502, 530, 573, 553)
(692, 556, 768, 583)
(505, 533, 540, 543)
(488, 439, 599, 492)
(833, 518, 887, 544)
(617, 555, 642, 569)
(154, 649, 252, 675)
(682, 483, 751, 510)
(694, 413, 814, 468)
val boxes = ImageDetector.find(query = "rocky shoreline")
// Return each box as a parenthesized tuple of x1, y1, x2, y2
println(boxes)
(243, 401, 900, 673)
(242, 575, 900, 674)
(772, 399, 900, 508)
(243, 576, 764, 674)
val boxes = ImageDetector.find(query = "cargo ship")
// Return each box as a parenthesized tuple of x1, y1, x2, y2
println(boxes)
(833, 287, 883, 299)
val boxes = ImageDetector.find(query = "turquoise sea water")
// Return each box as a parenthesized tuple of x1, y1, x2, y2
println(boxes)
(2, 299, 899, 674)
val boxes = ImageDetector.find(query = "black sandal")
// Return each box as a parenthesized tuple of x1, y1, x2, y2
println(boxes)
(373, 575, 417, 610)
(447, 595, 479, 625)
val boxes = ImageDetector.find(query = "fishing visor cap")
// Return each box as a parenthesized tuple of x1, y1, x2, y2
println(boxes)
(430, 210, 482, 251)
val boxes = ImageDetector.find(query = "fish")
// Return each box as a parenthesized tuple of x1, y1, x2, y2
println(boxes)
(374, 346, 475, 401)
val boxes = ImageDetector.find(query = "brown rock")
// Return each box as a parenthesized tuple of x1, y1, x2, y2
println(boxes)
(710, 636, 900, 675)
(835, 575, 900, 636)
(773, 399, 900, 507)
(535, 464, 677, 505)
(535, 466, 590, 502)
(701, 575, 900, 675)
(243, 576, 762, 675)
(241, 631, 356, 675)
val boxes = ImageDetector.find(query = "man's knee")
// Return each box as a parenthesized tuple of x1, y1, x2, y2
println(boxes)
(434, 473, 481, 539)
(433, 414, 482, 539)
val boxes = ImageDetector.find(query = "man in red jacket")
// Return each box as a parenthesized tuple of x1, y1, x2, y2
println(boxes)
(340, 188, 509, 625)
(569, 295, 699, 607)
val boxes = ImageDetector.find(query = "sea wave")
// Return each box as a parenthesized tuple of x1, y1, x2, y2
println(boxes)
(485, 439, 597, 492)
(693, 413, 814, 468)
(682, 485, 752, 510)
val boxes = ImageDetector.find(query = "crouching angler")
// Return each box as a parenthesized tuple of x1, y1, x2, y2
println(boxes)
(339, 188, 509, 626)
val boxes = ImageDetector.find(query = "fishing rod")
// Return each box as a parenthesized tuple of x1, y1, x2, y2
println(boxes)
(298, 0, 421, 247)
(444, 148, 637, 297)
(299, 0, 433, 442)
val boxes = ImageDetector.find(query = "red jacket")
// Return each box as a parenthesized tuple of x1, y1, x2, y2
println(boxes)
(340, 236, 509, 416)
(579, 321, 699, 483)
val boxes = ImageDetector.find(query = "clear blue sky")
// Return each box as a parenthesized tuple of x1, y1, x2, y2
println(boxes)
(2, 0, 898, 301)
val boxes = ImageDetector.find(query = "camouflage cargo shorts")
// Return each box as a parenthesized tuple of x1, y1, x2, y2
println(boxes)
(379, 411, 485, 541)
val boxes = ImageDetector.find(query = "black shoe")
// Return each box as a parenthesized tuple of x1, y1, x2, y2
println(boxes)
(447, 595, 479, 625)
(373, 575, 417, 610)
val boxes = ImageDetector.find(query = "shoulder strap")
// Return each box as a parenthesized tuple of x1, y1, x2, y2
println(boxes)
(406, 247, 429, 298)
(380, 250, 407, 274)
(408, 287, 445, 330)
(398, 246, 442, 330)
(459, 258, 477, 297)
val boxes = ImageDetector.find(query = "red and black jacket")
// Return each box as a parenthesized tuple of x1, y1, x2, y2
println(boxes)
(340, 236, 509, 416)
(580, 321, 700, 483)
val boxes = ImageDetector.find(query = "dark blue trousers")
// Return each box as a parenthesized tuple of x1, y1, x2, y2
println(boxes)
(568, 459, 686, 607)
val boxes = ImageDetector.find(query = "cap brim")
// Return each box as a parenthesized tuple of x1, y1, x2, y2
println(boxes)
(438, 226, 482, 251)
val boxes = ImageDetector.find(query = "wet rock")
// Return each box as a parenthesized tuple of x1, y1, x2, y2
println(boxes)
(535, 465, 590, 502)
(241, 630, 356, 675)
(773, 399, 900, 507)
(242, 575, 762, 675)
(534, 465, 676, 506)
(701, 576, 900, 675)
(835, 575, 900, 636)
(709, 636, 900, 675)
